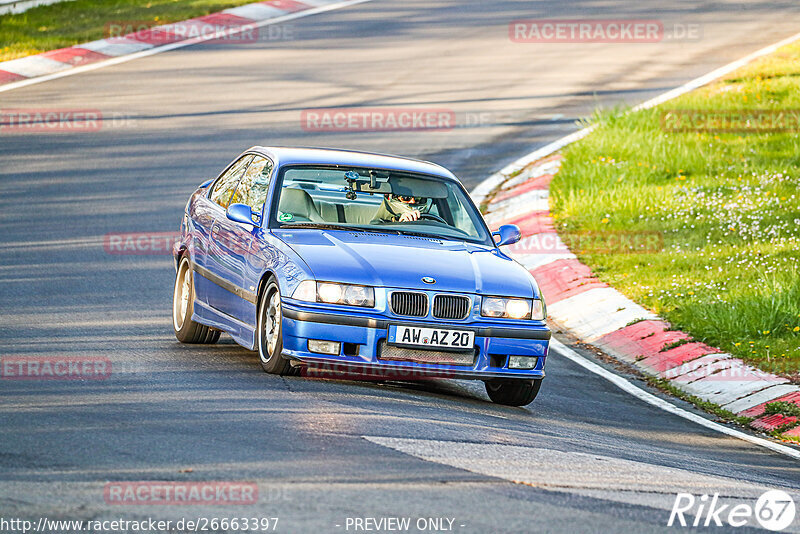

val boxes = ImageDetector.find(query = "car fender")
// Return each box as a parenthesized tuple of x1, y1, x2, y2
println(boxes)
(249, 229, 315, 305)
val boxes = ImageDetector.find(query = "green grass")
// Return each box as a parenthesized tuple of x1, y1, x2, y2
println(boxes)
(0, 0, 263, 61)
(550, 41, 800, 377)
(765, 401, 800, 418)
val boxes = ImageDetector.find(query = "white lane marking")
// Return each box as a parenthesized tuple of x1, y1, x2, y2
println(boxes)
(467, 32, 800, 456)
(0, 0, 375, 94)
(549, 338, 800, 461)
(364, 436, 800, 523)
(630, 30, 800, 112)
(471, 129, 591, 206)
(362, 436, 784, 499)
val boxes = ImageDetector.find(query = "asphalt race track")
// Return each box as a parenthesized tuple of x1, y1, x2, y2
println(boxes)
(2, 1, 800, 532)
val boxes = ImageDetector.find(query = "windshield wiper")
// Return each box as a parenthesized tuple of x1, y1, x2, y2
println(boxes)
(280, 223, 345, 230)
(279, 223, 401, 235)
(278, 223, 456, 240)
(395, 229, 444, 239)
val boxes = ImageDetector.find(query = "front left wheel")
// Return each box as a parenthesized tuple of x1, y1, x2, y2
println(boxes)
(257, 279, 292, 375)
(484, 378, 542, 406)
(173, 256, 220, 344)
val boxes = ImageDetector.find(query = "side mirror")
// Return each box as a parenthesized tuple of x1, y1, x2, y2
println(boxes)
(492, 224, 521, 246)
(227, 203, 256, 225)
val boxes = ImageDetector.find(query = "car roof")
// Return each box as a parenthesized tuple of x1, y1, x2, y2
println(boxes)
(248, 146, 458, 181)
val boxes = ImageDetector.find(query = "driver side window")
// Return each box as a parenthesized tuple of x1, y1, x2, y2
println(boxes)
(229, 155, 274, 217)
(209, 155, 253, 209)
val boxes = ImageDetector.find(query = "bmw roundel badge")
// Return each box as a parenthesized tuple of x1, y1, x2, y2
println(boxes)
(422, 277, 436, 284)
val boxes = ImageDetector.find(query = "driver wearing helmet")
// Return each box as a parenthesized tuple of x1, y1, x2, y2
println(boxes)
(372, 194, 428, 223)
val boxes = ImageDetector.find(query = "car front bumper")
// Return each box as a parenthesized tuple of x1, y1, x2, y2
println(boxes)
(280, 299, 549, 381)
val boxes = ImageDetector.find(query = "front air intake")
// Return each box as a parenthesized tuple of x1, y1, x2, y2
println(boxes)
(390, 292, 428, 317)
(432, 294, 471, 320)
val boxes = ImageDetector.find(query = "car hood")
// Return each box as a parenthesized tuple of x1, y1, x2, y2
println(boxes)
(272, 229, 538, 298)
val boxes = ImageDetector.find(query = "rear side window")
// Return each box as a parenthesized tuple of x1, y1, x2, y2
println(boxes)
(210, 155, 253, 208)
(229, 155, 274, 215)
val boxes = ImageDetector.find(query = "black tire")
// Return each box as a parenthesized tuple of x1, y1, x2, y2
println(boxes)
(484, 379, 542, 406)
(172, 256, 220, 344)
(257, 279, 292, 375)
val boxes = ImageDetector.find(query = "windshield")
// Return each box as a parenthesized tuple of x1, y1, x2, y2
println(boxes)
(270, 166, 492, 245)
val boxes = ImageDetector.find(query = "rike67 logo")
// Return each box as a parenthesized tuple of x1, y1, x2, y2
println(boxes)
(669, 490, 796, 531)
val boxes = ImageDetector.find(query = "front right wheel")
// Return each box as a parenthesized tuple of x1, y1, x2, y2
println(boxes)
(484, 379, 542, 406)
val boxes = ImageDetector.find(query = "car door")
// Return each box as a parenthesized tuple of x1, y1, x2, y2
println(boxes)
(195, 154, 253, 307)
(207, 155, 274, 323)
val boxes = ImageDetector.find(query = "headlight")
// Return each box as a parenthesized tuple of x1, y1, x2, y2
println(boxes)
(506, 299, 531, 319)
(343, 284, 372, 306)
(317, 282, 343, 303)
(292, 280, 316, 301)
(481, 297, 545, 320)
(531, 299, 545, 320)
(292, 280, 375, 308)
(481, 297, 507, 318)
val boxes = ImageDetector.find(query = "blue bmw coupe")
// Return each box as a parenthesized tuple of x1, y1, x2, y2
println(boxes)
(172, 147, 550, 405)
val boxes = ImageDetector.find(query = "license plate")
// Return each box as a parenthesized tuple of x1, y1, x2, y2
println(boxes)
(388, 325, 474, 350)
